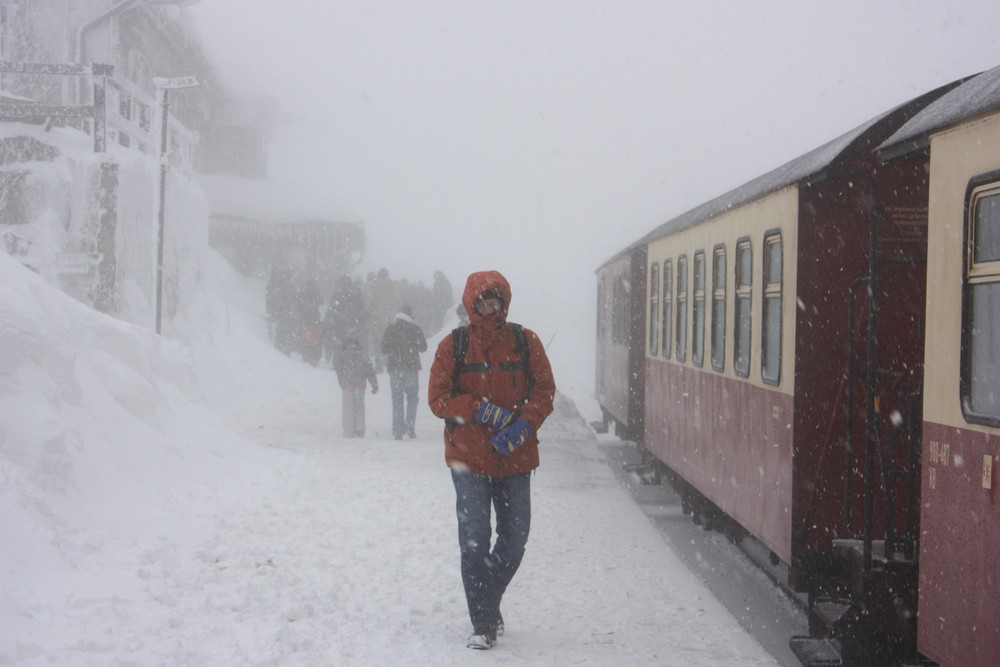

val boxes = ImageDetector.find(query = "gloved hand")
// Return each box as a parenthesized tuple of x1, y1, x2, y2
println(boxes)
(371, 385, 379, 394)
(490, 418, 533, 455)
(475, 400, 514, 430)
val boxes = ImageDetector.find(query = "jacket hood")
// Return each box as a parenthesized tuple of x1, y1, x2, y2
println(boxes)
(462, 270, 511, 327)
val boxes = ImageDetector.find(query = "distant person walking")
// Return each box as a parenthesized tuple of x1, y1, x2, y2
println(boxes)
(455, 302, 470, 327)
(431, 269, 454, 331)
(266, 267, 297, 355)
(324, 275, 368, 361)
(380, 304, 427, 439)
(297, 277, 324, 366)
(427, 270, 556, 650)
(332, 330, 378, 438)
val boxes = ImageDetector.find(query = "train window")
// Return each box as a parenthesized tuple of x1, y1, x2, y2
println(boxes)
(662, 261, 673, 359)
(962, 180, 1000, 425)
(762, 233, 782, 385)
(613, 274, 628, 345)
(676, 255, 688, 362)
(598, 278, 606, 342)
(649, 262, 660, 356)
(711, 245, 726, 372)
(734, 239, 752, 378)
(693, 251, 706, 367)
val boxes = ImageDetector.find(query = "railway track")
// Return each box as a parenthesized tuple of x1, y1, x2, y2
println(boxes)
(602, 438, 809, 667)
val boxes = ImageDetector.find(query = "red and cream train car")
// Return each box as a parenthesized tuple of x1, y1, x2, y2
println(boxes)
(596, 67, 1000, 666)
(878, 66, 1000, 667)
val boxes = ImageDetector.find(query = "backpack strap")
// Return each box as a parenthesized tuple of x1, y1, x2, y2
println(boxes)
(450, 325, 471, 395)
(446, 326, 469, 433)
(504, 323, 534, 389)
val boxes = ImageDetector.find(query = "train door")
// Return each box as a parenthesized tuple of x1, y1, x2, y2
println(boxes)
(844, 183, 928, 566)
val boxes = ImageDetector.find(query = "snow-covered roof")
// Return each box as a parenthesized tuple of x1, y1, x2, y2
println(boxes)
(199, 173, 359, 225)
(877, 64, 1000, 161)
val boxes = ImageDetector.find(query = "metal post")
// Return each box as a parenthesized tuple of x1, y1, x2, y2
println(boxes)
(155, 87, 169, 334)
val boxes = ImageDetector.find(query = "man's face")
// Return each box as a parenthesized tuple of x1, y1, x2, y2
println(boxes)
(474, 295, 502, 316)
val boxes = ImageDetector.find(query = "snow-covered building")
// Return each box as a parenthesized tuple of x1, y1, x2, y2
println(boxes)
(201, 173, 365, 294)
(0, 1, 313, 330)
(0, 0, 226, 164)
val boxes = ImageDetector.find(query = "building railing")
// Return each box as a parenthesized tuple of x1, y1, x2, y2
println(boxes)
(0, 60, 198, 169)
(0, 61, 113, 152)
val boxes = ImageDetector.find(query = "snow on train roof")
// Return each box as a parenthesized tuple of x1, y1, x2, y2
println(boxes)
(596, 112, 886, 270)
(597, 74, 972, 271)
(878, 64, 1000, 161)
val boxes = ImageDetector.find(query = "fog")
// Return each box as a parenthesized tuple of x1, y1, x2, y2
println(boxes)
(189, 0, 1000, 393)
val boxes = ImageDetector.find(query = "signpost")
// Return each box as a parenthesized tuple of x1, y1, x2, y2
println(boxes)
(153, 75, 201, 334)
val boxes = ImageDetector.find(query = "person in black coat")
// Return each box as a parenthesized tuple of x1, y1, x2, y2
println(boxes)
(380, 304, 427, 439)
(324, 275, 368, 361)
(266, 267, 297, 355)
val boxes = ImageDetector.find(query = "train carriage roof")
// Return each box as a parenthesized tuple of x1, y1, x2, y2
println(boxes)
(877, 64, 1000, 162)
(598, 75, 970, 272)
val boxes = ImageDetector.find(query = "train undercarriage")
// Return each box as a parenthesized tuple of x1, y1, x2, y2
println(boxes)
(622, 443, 935, 667)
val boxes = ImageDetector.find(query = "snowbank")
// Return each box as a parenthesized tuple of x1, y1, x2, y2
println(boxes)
(0, 251, 776, 665)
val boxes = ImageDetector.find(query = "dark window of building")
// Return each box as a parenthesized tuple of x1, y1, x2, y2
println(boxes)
(138, 104, 151, 132)
(119, 93, 132, 120)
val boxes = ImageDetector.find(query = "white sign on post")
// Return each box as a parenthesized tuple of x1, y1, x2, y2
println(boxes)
(153, 76, 201, 90)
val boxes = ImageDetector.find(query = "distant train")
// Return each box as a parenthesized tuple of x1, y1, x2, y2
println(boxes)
(595, 66, 999, 667)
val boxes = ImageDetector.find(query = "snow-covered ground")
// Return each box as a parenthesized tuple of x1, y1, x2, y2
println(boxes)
(0, 250, 778, 666)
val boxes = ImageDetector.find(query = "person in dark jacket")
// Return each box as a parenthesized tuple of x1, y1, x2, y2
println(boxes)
(324, 275, 368, 361)
(298, 278, 324, 366)
(332, 330, 378, 438)
(427, 270, 556, 650)
(266, 267, 297, 355)
(380, 304, 428, 439)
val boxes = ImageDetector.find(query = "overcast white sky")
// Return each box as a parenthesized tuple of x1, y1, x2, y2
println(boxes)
(188, 0, 999, 392)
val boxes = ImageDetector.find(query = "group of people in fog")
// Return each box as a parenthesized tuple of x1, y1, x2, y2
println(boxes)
(265, 265, 450, 439)
(267, 266, 557, 652)
(266, 265, 452, 367)
(329, 300, 428, 441)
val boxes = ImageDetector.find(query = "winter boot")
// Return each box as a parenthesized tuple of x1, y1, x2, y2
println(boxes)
(466, 626, 497, 650)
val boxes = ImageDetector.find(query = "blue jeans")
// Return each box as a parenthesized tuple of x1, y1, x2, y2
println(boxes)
(450, 469, 531, 629)
(388, 369, 419, 438)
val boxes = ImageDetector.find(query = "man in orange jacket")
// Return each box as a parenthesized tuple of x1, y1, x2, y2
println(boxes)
(428, 270, 556, 650)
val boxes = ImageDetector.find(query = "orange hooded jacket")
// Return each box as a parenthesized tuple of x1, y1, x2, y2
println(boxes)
(428, 271, 556, 476)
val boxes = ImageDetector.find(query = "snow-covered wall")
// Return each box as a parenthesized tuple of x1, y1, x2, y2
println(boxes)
(110, 147, 209, 329)
(1, 122, 210, 335)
